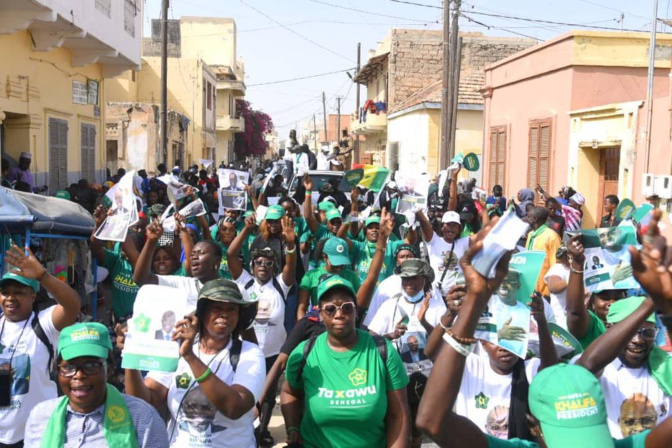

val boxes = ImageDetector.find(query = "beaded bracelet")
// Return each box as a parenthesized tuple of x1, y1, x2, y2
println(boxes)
(448, 328, 477, 345)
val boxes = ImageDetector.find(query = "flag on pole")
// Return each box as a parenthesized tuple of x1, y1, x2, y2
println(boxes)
(356, 165, 391, 193)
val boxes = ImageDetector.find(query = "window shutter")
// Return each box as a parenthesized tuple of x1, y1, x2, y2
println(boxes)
(538, 124, 550, 192)
(49, 118, 68, 192)
(58, 121, 68, 191)
(489, 130, 498, 188)
(528, 125, 539, 189)
(488, 127, 506, 189)
(81, 124, 96, 182)
(497, 130, 505, 187)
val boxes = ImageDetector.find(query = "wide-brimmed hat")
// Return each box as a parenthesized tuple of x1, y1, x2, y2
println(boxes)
(197, 279, 257, 330)
(394, 258, 435, 284)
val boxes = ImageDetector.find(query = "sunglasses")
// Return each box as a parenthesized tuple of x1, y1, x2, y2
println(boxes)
(329, 219, 343, 225)
(266, 219, 280, 224)
(254, 259, 275, 268)
(635, 327, 659, 341)
(58, 361, 105, 377)
(320, 302, 356, 316)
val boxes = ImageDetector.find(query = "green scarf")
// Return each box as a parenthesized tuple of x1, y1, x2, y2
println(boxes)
(42, 384, 139, 448)
(526, 224, 549, 250)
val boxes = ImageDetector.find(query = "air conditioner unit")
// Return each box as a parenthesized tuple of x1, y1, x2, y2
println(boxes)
(642, 173, 656, 197)
(655, 175, 672, 199)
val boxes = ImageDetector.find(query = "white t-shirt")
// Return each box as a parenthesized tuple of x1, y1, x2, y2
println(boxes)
(234, 270, 290, 358)
(293, 153, 310, 175)
(598, 357, 672, 439)
(544, 263, 570, 329)
(148, 339, 265, 448)
(0, 306, 59, 444)
(367, 293, 446, 360)
(363, 274, 443, 327)
(424, 233, 470, 294)
(455, 351, 540, 440)
(157, 275, 204, 312)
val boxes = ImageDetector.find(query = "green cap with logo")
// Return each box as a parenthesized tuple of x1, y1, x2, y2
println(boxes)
(0, 272, 39, 293)
(529, 363, 613, 448)
(265, 205, 286, 221)
(326, 209, 342, 222)
(318, 201, 336, 212)
(317, 276, 356, 302)
(365, 216, 381, 227)
(323, 237, 351, 267)
(58, 322, 113, 361)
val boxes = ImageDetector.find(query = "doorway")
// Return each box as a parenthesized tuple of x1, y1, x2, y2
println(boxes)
(106, 140, 118, 178)
(597, 147, 620, 221)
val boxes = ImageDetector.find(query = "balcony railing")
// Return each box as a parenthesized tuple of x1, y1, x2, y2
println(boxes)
(216, 116, 245, 133)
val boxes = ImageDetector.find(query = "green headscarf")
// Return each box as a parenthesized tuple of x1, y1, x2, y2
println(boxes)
(607, 296, 672, 396)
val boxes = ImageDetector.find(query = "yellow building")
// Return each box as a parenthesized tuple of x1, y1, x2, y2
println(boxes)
(352, 30, 535, 178)
(105, 16, 245, 173)
(0, 0, 141, 191)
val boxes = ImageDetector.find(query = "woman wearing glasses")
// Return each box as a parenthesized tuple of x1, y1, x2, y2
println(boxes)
(281, 277, 410, 448)
(228, 213, 297, 447)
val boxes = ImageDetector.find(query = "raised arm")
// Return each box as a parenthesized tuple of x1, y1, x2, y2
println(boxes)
(227, 216, 254, 281)
(89, 205, 108, 265)
(530, 292, 559, 371)
(5, 245, 80, 331)
(348, 187, 361, 238)
(355, 209, 392, 310)
(280, 216, 298, 287)
(447, 166, 461, 212)
(132, 219, 162, 286)
(565, 234, 591, 340)
(303, 175, 319, 234)
(416, 218, 511, 448)
(246, 184, 259, 211)
(175, 214, 194, 275)
(415, 209, 435, 243)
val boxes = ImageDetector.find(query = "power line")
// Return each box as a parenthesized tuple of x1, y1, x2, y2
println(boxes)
(248, 68, 355, 87)
(238, 19, 436, 32)
(389, 0, 441, 9)
(575, 0, 649, 21)
(307, 0, 439, 23)
(462, 14, 542, 41)
(236, 0, 355, 62)
(466, 9, 647, 32)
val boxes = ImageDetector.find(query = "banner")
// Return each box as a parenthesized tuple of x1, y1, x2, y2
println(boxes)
(395, 171, 429, 214)
(471, 208, 530, 278)
(218, 169, 249, 213)
(350, 165, 390, 192)
(569, 226, 640, 292)
(157, 174, 188, 203)
(121, 285, 190, 372)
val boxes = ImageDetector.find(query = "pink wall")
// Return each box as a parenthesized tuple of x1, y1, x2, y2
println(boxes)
(484, 67, 574, 198)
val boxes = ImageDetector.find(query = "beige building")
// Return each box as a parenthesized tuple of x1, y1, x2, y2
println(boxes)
(0, 0, 141, 190)
(352, 30, 535, 177)
(105, 16, 245, 174)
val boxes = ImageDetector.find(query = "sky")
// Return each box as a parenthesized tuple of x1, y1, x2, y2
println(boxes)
(145, 0, 666, 142)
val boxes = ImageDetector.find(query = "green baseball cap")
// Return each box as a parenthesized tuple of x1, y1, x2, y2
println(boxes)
(265, 205, 286, 221)
(529, 364, 613, 448)
(55, 190, 71, 200)
(323, 237, 351, 267)
(317, 276, 356, 302)
(58, 322, 113, 361)
(365, 216, 381, 227)
(326, 209, 342, 222)
(318, 201, 336, 211)
(0, 272, 39, 293)
(607, 296, 655, 324)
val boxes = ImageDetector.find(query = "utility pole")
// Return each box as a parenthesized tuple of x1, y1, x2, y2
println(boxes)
(160, 0, 169, 164)
(322, 92, 328, 145)
(355, 42, 361, 164)
(440, 0, 460, 170)
(644, 0, 658, 173)
(449, 37, 462, 156)
(336, 96, 342, 145)
(313, 114, 318, 150)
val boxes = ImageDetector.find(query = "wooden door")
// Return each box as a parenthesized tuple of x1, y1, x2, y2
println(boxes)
(597, 147, 620, 220)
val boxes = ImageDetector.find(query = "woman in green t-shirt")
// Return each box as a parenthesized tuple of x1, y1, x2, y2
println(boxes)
(282, 277, 410, 448)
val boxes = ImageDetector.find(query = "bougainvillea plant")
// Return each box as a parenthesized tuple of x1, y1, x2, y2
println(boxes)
(234, 99, 274, 158)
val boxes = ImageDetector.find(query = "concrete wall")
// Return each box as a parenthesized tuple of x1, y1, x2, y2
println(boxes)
(180, 17, 237, 68)
(0, 31, 106, 187)
(388, 110, 429, 175)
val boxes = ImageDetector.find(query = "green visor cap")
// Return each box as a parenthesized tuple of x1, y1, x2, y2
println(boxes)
(58, 322, 113, 361)
(318, 201, 336, 211)
(326, 209, 342, 222)
(0, 272, 39, 293)
(365, 216, 381, 227)
(317, 276, 356, 302)
(265, 205, 286, 221)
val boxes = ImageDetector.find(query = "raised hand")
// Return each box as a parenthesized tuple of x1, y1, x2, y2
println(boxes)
(174, 213, 187, 233)
(93, 205, 108, 227)
(389, 319, 407, 340)
(281, 215, 296, 243)
(567, 233, 585, 262)
(380, 208, 395, 238)
(303, 173, 313, 191)
(630, 209, 672, 314)
(5, 245, 46, 281)
(529, 292, 546, 324)
(114, 323, 128, 351)
(145, 219, 164, 242)
(445, 284, 466, 316)
(173, 314, 199, 358)
(244, 214, 256, 230)
(418, 293, 431, 323)
(350, 186, 359, 203)
(459, 216, 512, 298)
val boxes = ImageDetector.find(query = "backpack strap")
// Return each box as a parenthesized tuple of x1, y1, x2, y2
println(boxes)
(31, 311, 54, 374)
(230, 337, 243, 372)
(371, 334, 388, 364)
(296, 335, 319, 382)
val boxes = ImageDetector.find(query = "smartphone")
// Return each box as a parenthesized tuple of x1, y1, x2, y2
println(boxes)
(0, 369, 12, 407)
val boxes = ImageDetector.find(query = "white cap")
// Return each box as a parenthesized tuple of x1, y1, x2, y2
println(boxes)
(20, 152, 32, 160)
(441, 211, 461, 224)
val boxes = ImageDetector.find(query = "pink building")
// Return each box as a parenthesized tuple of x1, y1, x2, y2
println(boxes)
(482, 31, 672, 229)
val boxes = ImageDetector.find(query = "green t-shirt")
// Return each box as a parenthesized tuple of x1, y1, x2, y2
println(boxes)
(286, 330, 409, 448)
(214, 241, 233, 281)
(101, 248, 139, 319)
(578, 310, 607, 349)
(351, 240, 403, 285)
(299, 267, 361, 307)
(486, 430, 648, 448)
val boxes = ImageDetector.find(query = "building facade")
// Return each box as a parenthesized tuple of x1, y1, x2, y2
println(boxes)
(0, 0, 141, 190)
(482, 31, 672, 228)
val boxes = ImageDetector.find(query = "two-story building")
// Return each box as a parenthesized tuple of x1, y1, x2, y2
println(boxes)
(0, 0, 142, 190)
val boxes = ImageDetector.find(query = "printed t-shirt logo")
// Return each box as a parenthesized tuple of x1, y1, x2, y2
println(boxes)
(554, 393, 598, 420)
(475, 392, 489, 409)
(349, 368, 367, 386)
(176, 372, 192, 389)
